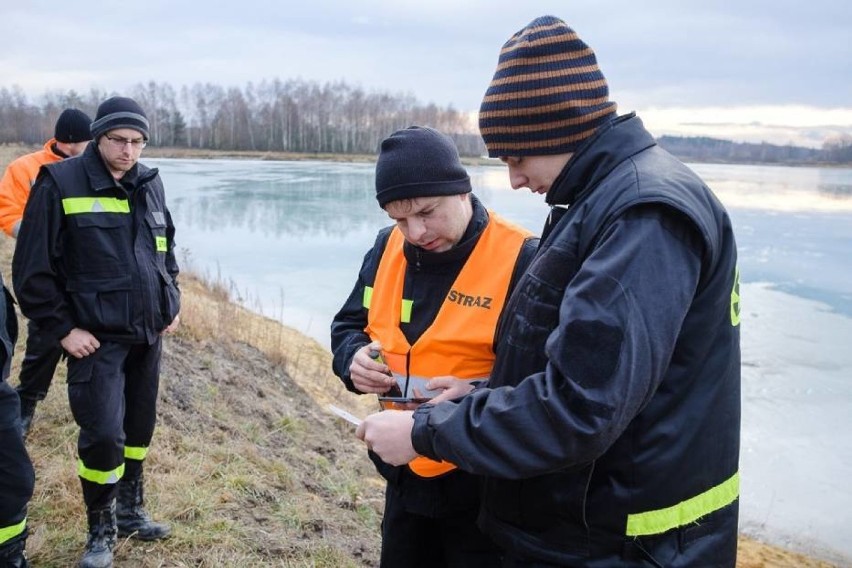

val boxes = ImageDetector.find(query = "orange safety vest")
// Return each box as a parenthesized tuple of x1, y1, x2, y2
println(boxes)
(365, 212, 532, 477)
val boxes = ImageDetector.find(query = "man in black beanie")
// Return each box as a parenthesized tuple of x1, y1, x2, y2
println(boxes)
(331, 125, 538, 567)
(0, 108, 93, 238)
(359, 15, 742, 567)
(0, 108, 93, 439)
(13, 95, 179, 568)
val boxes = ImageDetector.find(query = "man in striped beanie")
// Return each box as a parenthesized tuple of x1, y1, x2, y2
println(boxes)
(359, 14, 742, 567)
(478, 15, 617, 157)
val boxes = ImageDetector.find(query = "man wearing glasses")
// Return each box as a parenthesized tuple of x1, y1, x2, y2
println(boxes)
(13, 96, 180, 568)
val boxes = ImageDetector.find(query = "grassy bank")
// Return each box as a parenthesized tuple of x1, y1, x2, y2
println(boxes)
(1, 235, 385, 566)
(0, 143, 841, 566)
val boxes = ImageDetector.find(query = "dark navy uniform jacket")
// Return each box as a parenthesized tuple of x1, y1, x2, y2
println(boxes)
(412, 115, 741, 567)
(12, 143, 179, 346)
(1, 273, 33, 545)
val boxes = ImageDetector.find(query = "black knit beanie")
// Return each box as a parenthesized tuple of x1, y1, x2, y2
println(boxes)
(479, 15, 618, 157)
(90, 96, 150, 141)
(375, 126, 471, 208)
(54, 108, 93, 143)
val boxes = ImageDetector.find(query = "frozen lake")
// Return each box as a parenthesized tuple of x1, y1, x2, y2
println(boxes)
(153, 157, 852, 563)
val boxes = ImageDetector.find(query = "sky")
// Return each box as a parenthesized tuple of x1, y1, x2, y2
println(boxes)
(2, 0, 851, 148)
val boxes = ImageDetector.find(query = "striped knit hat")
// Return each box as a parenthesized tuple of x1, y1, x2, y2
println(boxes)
(479, 15, 617, 157)
(90, 96, 150, 141)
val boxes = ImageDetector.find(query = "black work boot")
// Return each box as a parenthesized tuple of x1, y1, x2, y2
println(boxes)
(18, 397, 37, 439)
(116, 476, 171, 541)
(79, 502, 116, 568)
(0, 537, 29, 568)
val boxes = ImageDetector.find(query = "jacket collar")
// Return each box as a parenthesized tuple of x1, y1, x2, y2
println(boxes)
(546, 113, 657, 207)
(43, 138, 67, 159)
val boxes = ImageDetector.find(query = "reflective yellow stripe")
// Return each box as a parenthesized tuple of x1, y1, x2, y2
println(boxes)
(155, 236, 168, 252)
(77, 459, 125, 485)
(124, 445, 149, 461)
(730, 266, 741, 326)
(626, 472, 739, 537)
(62, 197, 130, 215)
(0, 519, 26, 545)
(365, 285, 413, 324)
(401, 299, 413, 324)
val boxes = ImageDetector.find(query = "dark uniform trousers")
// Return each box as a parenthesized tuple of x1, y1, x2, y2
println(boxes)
(67, 338, 162, 510)
(381, 480, 500, 568)
(15, 320, 63, 402)
(0, 380, 35, 547)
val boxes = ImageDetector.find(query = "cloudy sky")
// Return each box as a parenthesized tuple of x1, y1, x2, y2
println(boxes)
(2, 0, 850, 147)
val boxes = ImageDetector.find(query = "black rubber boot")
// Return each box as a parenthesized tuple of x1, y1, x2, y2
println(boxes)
(116, 476, 171, 541)
(0, 537, 28, 568)
(18, 398, 37, 439)
(78, 502, 116, 568)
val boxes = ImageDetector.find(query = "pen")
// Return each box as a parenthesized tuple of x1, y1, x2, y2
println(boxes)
(328, 404, 363, 427)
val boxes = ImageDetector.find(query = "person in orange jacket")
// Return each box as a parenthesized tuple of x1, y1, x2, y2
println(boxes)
(0, 108, 92, 436)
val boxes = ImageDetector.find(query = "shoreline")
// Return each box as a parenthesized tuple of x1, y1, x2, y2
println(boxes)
(141, 146, 499, 167)
(2, 142, 849, 169)
(138, 145, 852, 169)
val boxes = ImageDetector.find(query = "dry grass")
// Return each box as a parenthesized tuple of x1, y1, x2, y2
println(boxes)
(175, 268, 378, 420)
(0, 229, 384, 566)
(0, 143, 844, 567)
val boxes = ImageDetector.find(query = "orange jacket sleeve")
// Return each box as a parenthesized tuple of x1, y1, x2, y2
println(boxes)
(0, 141, 62, 237)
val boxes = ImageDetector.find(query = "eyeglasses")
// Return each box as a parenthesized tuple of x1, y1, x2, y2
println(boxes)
(104, 134, 147, 149)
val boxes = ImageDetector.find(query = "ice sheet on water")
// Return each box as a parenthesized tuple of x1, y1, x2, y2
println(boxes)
(739, 282, 852, 562)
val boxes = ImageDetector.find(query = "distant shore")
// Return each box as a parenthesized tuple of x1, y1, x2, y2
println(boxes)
(135, 145, 852, 169)
(142, 146, 498, 167)
(4, 142, 849, 169)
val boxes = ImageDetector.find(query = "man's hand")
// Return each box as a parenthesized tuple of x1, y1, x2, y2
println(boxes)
(161, 314, 180, 335)
(419, 376, 475, 404)
(356, 410, 417, 466)
(349, 342, 395, 394)
(61, 328, 100, 359)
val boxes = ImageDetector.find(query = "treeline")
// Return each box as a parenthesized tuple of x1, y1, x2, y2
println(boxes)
(4, 81, 852, 165)
(658, 135, 852, 165)
(0, 80, 486, 156)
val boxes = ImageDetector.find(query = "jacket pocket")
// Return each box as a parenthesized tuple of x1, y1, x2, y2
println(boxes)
(66, 353, 97, 430)
(485, 465, 593, 555)
(69, 213, 128, 272)
(505, 245, 575, 352)
(66, 274, 133, 334)
(72, 213, 126, 229)
(157, 266, 181, 327)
